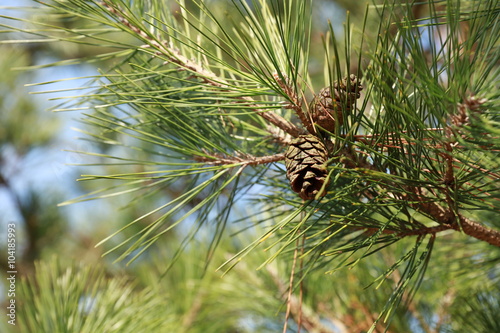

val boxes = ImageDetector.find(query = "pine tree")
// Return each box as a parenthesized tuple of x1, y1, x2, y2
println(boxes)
(2, 0, 499, 332)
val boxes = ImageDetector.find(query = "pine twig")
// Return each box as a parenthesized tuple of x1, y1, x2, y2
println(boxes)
(273, 73, 315, 135)
(195, 152, 285, 166)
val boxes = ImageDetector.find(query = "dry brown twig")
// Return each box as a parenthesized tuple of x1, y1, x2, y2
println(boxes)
(195, 151, 285, 166)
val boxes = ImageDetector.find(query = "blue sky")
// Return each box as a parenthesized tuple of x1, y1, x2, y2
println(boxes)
(0, 0, 110, 234)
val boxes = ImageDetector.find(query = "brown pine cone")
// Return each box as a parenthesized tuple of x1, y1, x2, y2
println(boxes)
(310, 74, 362, 133)
(285, 135, 329, 200)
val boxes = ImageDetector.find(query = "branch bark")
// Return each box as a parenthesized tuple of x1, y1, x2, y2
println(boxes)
(405, 189, 500, 247)
(454, 217, 500, 247)
(195, 152, 285, 166)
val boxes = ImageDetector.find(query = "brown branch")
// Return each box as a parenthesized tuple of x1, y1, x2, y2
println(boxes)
(254, 107, 305, 138)
(273, 73, 315, 135)
(267, 125, 294, 146)
(101, 0, 305, 138)
(397, 224, 450, 238)
(181, 290, 204, 330)
(455, 217, 500, 247)
(334, 145, 500, 247)
(328, 108, 500, 248)
(195, 152, 285, 166)
(358, 212, 500, 248)
(401, 187, 500, 247)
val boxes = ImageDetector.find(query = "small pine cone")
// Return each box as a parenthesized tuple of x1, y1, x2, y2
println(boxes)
(285, 135, 329, 200)
(310, 74, 362, 132)
(309, 86, 344, 132)
(337, 74, 363, 104)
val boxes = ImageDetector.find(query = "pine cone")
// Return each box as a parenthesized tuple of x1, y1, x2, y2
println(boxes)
(285, 135, 329, 200)
(310, 74, 362, 132)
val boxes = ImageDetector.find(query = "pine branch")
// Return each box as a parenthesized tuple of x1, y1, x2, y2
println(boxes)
(195, 152, 285, 166)
(329, 133, 500, 247)
(101, 0, 306, 138)
(360, 221, 500, 248)
(454, 218, 500, 247)
(273, 72, 315, 135)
